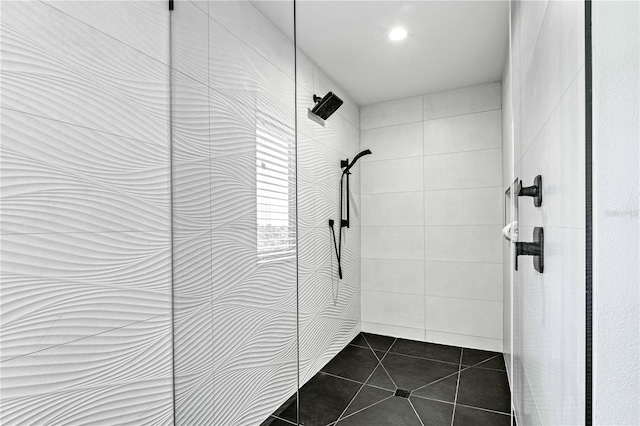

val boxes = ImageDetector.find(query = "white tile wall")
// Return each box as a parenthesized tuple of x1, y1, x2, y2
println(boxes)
(423, 110, 502, 155)
(425, 261, 503, 301)
(362, 192, 424, 226)
(423, 82, 501, 121)
(361, 157, 424, 194)
(361, 259, 425, 295)
(423, 149, 502, 191)
(362, 291, 425, 330)
(424, 187, 502, 226)
(0, 2, 172, 423)
(361, 226, 425, 260)
(361, 122, 423, 161)
(360, 83, 503, 352)
(360, 96, 422, 130)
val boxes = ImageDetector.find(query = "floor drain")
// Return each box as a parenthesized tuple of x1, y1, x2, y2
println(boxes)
(394, 388, 411, 398)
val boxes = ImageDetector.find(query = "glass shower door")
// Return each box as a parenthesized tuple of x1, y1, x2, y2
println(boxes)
(170, 1, 297, 424)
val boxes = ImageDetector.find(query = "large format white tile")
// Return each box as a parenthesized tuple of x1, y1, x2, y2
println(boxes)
(0, 110, 170, 234)
(425, 226, 502, 263)
(171, 1, 208, 84)
(43, 0, 170, 64)
(208, 19, 294, 128)
(360, 122, 423, 162)
(425, 261, 503, 301)
(423, 149, 502, 190)
(362, 192, 424, 227)
(361, 321, 425, 342)
(360, 96, 422, 130)
(362, 226, 424, 260)
(424, 187, 502, 226)
(519, 70, 585, 230)
(0, 231, 172, 360)
(361, 157, 423, 194)
(0, 314, 172, 400)
(425, 296, 503, 339)
(361, 259, 424, 295)
(208, 0, 295, 78)
(423, 82, 501, 121)
(428, 331, 503, 353)
(423, 110, 502, 155)
(518, 0, 584, 156)
(172, 70, 210, 162)
(362, 291, 425, 330)
(1, 1, 169, 145)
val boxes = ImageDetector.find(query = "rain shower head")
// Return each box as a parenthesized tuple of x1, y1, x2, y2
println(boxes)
(311, 92, 343, 120)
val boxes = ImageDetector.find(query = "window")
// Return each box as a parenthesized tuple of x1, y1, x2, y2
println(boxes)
(256, 114, 295, 263)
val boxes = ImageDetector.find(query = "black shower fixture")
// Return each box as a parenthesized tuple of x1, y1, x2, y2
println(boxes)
(516, 227, 544, 273)
(329, 149, 372, 280)
(311, 92, 343, 120)
(518, 175, 542, 207)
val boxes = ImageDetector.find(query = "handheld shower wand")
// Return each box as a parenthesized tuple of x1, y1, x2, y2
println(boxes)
(329, 149, 372, 280)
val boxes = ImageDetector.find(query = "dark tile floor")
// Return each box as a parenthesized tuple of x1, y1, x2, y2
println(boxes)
(262, 333, 512, 426)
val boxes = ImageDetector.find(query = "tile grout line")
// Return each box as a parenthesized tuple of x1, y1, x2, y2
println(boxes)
(334, 335, 397, 424)
(271, 415, 297, 425)
(450, 348, 464, 426)
(408, 397, 426, 426)
(376, 338, 399, 390)
(411, 354, 504, 394)
(334, 395, 396, 424)
(409, 394, 512, 416)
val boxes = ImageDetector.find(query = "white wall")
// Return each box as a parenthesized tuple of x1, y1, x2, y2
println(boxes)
(170, 1, 361, 424)
(0, 1, 173, 424)
(505, 1, 586, 424)
(359, 83, 504, 352)
(592, 1, 640, 424)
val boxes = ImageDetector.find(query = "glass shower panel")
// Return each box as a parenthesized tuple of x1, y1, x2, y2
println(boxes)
(507, 2, 587, 425)
(170, 1, 297, 424)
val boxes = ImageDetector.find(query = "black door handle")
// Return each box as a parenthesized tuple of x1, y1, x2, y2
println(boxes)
(516, 227, 544, 273)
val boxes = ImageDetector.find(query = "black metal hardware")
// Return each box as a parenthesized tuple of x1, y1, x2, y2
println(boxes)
(328, 150, 372, 280)
(516, 227, 544, 273)
(518, 175, 542, 207)
(169, 0, 174, 10)
(328, 219, 343, 279)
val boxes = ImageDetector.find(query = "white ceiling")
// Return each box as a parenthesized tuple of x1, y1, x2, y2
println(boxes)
(252, 1, 509, 106)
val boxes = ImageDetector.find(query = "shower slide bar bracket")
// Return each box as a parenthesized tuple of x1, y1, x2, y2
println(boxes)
(515, 227, 544, 273)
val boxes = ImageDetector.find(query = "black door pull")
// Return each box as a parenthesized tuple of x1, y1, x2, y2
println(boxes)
(516, 227, 544, 273)
(518, 175, 542, 207)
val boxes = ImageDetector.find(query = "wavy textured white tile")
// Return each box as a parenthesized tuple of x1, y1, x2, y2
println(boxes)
(172, 0, 209, 85)
(208, 0, 295, 79)
(172, 71, 210, 162)
(1, 315, 171, 399)
(1, 2, 169, 145)
(1, 111, 170, 234)
(1, 377, 173, 426)
(209, 154, 258, 226)
(1, 231, 171, 360)
(172, 161, 211, 232)
(213, 362, 297, 426)
(209, 88, 258, 158)
(208, 19, 294, 127)
(42, 1, 170, 64)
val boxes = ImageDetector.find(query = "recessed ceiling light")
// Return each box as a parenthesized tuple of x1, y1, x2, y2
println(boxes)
(389, 28, 408, 41)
